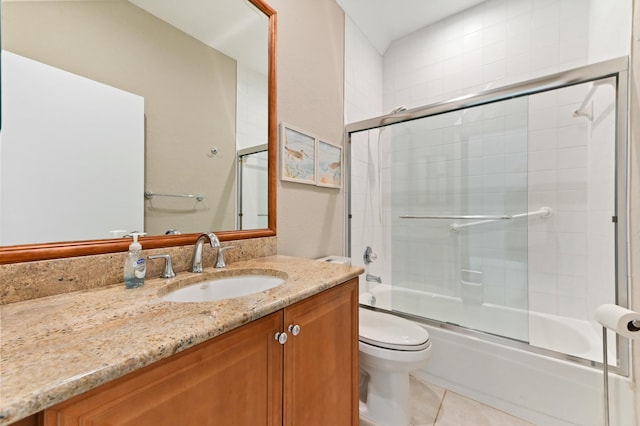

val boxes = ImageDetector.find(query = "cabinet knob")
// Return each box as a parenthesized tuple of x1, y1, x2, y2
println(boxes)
(275, 332, 288, 345)
(288, 324, 301, 336)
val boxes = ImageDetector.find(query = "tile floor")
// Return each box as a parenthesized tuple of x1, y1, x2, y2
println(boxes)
(360, 375, 534, 426)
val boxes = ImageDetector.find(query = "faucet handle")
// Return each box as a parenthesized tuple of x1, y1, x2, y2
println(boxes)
(215, 246, 236, 269)
(148, 254, 176, 278)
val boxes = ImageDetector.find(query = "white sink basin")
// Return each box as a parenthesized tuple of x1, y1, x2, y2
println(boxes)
(161, 275, 285, 303)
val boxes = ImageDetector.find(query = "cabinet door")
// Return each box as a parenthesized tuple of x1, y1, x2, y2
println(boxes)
(44, 312, 283, 426)
(283, 279, 359, 426)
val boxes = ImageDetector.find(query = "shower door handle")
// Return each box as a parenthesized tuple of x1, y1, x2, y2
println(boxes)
(400, 214, 512, 220)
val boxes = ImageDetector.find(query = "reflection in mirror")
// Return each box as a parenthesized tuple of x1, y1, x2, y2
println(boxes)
(0, 0, 273, 250)
(238, 146, 269, 230)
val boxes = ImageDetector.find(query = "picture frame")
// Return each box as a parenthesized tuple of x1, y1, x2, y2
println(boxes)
(280, 123, 316, 185)
(316, 140, 342, 189)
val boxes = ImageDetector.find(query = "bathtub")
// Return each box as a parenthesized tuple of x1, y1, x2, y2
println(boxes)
(362, 284, 608, 362)
(361, 284, 635, 425)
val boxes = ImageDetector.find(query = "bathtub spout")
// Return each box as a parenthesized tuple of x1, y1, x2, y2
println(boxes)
(366, 274, 382, 283)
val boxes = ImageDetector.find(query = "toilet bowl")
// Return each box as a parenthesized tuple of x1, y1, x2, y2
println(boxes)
(359, 307, 432, 426)
(314, 256, 431, 424)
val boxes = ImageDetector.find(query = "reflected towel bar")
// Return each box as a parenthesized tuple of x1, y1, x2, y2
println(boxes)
(144, 191, 205, 202)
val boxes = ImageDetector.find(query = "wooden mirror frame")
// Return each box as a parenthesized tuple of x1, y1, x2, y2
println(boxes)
(0, 0, 277, 265)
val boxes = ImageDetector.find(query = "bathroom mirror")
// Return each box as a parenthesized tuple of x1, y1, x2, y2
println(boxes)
(0, 0, 277, 263)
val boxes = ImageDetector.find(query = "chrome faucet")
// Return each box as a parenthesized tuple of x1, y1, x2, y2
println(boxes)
(366, 274, 382, 283)
(191, 232, 220, 273)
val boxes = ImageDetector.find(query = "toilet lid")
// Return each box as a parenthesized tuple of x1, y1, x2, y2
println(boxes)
(359, 308, 430, 351)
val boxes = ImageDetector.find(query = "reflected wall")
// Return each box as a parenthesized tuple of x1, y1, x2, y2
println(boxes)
(2, 1, 238, 240)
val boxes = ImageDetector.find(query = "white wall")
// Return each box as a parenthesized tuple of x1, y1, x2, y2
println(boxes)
(526, 80, 617, 321)
(589, 0, 632, 64)
(344, 16, 384, 124)
(1, 51, 144, 245)
(344, 16, 386, 287)
(268, 0, 346, 260)
(237, 64, 268, 151)
(382, 0, 597, 111)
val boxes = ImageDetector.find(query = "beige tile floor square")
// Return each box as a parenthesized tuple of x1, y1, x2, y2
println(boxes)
(360, 375, 534, 426)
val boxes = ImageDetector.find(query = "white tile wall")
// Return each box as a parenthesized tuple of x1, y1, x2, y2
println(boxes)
(382, 99, 531, 334)
(344, 17, 386, 291)
(345, 0, 629, 326)
(379, 0, 629, 113)
(344, 16, 383, 124)
(527, 78, 616, 320)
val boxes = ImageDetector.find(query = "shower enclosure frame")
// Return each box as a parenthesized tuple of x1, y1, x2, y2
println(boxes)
(344, 56, 630, 375)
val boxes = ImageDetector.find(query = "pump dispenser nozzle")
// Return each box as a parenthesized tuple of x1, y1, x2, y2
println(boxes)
(128, 232, 146, 250)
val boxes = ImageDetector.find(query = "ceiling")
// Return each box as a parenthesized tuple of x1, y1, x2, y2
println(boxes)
(336, 0, 487, 55)
(6, 0, 483, 70)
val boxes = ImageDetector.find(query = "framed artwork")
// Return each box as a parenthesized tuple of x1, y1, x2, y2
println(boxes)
(280, 123, 316, 185)
(316, 140, 342, 189)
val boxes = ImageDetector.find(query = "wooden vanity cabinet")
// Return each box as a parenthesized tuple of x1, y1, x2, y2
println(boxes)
(43, 311, 284, 426)
(283, 278, 358, 425)
(41, 278, 358, 426)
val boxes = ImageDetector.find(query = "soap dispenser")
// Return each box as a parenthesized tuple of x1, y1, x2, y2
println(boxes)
(124, 233, 146, 289)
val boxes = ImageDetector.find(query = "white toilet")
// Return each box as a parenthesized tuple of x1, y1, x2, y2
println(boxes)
(315, 256, 432, 425)
(358, 307, 432, 426)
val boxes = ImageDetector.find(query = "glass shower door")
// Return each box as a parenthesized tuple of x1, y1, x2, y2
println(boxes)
(350, 68, 626, 369)
(388, 97, 530, 341)
(237, 149, 268, 230)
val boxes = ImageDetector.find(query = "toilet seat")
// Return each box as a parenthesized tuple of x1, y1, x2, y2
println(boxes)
(359, 308, 430, 351)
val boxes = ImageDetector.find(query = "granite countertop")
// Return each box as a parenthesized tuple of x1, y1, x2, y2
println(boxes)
(0, 255, 363, 425)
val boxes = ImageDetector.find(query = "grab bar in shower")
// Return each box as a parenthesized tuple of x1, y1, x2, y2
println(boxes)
(144, 191, 205, 202)
(509, 207, 552, 220)
(400, 214, 512, 220)
(449, 207, 552, 231)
